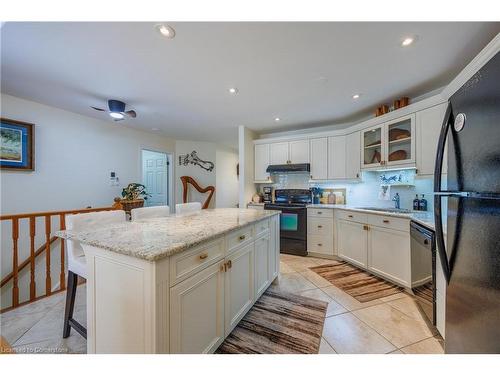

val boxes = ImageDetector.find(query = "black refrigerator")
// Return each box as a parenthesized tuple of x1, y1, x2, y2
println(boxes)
(434, 51, 500, 354)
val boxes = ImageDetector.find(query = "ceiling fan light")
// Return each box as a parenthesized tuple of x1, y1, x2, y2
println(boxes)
(109, 112, 124, 119)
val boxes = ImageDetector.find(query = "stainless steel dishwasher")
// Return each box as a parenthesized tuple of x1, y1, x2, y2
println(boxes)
(410, 221, 436, 325)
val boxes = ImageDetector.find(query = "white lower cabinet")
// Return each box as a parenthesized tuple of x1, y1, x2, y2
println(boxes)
(225, 242, 255, 334)
(254, 234, 270, 299)
(337, 219, 368, 268)
(368, 225, 410, 287)
(307, 209, 335, 257)
(336, 210, 411, 287)
(170, 260, 225, 354)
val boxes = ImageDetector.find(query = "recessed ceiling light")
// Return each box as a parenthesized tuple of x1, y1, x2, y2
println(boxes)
(155, 24, 175, 39)
(228, 87, 238, 95)
(109, 112, 124, 120)
(274, 117, 281, 122)
(401, 36, 416, 47)
(352, 94, 361, 99)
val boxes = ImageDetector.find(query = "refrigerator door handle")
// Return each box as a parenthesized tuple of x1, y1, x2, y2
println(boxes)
(434, 195, 451, 284)
(434, 100, 453, 193)
(433, 101, 453, 284)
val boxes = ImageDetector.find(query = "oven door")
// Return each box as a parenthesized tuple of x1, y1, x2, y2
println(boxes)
(266, 205, 307, 241)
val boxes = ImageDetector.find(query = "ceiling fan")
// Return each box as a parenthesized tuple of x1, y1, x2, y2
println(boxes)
(91, 100, 137, 121)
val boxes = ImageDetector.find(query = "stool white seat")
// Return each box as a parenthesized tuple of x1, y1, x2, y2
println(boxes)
(131, 205, 170, 221)
(176, 202, 202, 214)
(63, 209, 126, 339)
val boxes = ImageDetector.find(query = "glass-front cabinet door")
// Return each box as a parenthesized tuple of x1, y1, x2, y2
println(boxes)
(361, 125, 384, 168)
(361, 114, 416, 170)
(385, 114, 415, 167)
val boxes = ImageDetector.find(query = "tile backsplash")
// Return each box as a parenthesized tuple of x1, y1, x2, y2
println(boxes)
(259, 170, 435, 212)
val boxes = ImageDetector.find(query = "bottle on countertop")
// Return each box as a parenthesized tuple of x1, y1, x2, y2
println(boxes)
(420, 194, 428, 211)
(328, 192, 336, 204)
(413, 194, 420, 211)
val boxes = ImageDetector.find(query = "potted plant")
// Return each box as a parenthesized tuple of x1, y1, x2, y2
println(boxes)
(120, 183, 151, 213)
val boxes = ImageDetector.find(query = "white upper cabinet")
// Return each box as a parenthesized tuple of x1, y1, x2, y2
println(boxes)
(289, 139, 310, 164)
(310, 137, 328, 180)
(361, 114, 416, 170)
(345, 131, 361, 179)
(361, 124, 385, 169)
(254, 143, 270, 182)
(269, 139, 309, 165)
(328, 136, 346, 179)
(269, 142, 289, 165)
(385, 114, 416, 167)
(416, 102, 448, 176)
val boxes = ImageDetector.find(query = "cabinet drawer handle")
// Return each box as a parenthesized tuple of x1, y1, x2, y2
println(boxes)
(239, 235, 246, 241)
(348, 215, 354, 218)
(317, 211, 322, 214)
(199, 253, 208, 260)
(318, 225, 323, 228)
(383, 219, 390, 223)
(227, 260, 232, 269)
(317, 243, 323, 246)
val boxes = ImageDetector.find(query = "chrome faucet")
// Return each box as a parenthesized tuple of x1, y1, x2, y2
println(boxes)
(392, 193, 400, 209)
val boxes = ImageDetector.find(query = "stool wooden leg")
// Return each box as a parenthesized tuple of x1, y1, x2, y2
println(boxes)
(63, 271, 78, 338)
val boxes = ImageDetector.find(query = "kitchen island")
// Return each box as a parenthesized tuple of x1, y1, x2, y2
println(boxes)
(56, 208, 280, 354)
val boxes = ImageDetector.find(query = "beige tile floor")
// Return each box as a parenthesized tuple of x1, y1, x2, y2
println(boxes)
(0, 254, 444, 354)
(273, 254, 444, 354)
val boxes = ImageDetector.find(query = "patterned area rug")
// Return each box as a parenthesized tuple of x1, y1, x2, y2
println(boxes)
(309, 260, 404, 302)
(216, 288, 327, 354)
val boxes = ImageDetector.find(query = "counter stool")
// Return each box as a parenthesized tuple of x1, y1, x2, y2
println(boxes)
(63, 210, 126, 339)
(131, 205, 170, 221)
(175, 202, 202, 214)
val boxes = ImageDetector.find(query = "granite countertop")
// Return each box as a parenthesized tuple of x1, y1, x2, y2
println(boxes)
(56, 208, 280, 262)
(306, 204, 436, 231)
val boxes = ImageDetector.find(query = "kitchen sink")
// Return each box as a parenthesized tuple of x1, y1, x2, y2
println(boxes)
(356, 207, 412, 214)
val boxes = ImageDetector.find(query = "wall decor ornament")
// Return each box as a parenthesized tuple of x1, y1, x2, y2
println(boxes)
(178, 150, 214, 172)
(0, 118, 34, 171)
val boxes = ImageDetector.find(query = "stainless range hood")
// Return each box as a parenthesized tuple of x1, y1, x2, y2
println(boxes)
(266, 163, 310, 173)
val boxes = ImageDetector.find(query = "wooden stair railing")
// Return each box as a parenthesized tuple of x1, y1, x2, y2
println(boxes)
(0, 206, 118, 313)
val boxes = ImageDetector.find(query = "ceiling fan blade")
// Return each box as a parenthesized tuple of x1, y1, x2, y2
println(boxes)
(125, 110, 137, 118)
(113, 118, 124, 122)
(91, 106, 106, 111)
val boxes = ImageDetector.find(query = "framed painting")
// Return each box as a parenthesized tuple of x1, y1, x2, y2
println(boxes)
(0, 118, 34, 171)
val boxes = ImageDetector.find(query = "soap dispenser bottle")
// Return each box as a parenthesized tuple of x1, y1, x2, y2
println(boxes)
(413, 194, 420, 211)
(420, 194, 428, 211)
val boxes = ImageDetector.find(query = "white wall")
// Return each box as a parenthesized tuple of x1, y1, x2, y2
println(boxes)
(0, 94, 176, 214)
(238, 126, 256, 208)
(175, 140, 217, 208)
(215, 147, 239, 208)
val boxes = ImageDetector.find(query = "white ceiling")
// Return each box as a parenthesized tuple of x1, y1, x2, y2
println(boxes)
(1, 22, 499, 146)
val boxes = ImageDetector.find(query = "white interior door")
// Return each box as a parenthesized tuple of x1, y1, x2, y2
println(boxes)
(142, 150, 168, 206)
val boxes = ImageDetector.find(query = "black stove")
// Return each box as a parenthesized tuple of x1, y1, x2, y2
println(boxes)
(264, 189, 311, 256)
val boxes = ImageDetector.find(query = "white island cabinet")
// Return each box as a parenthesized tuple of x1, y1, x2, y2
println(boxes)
(57, 209, 280, 354)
